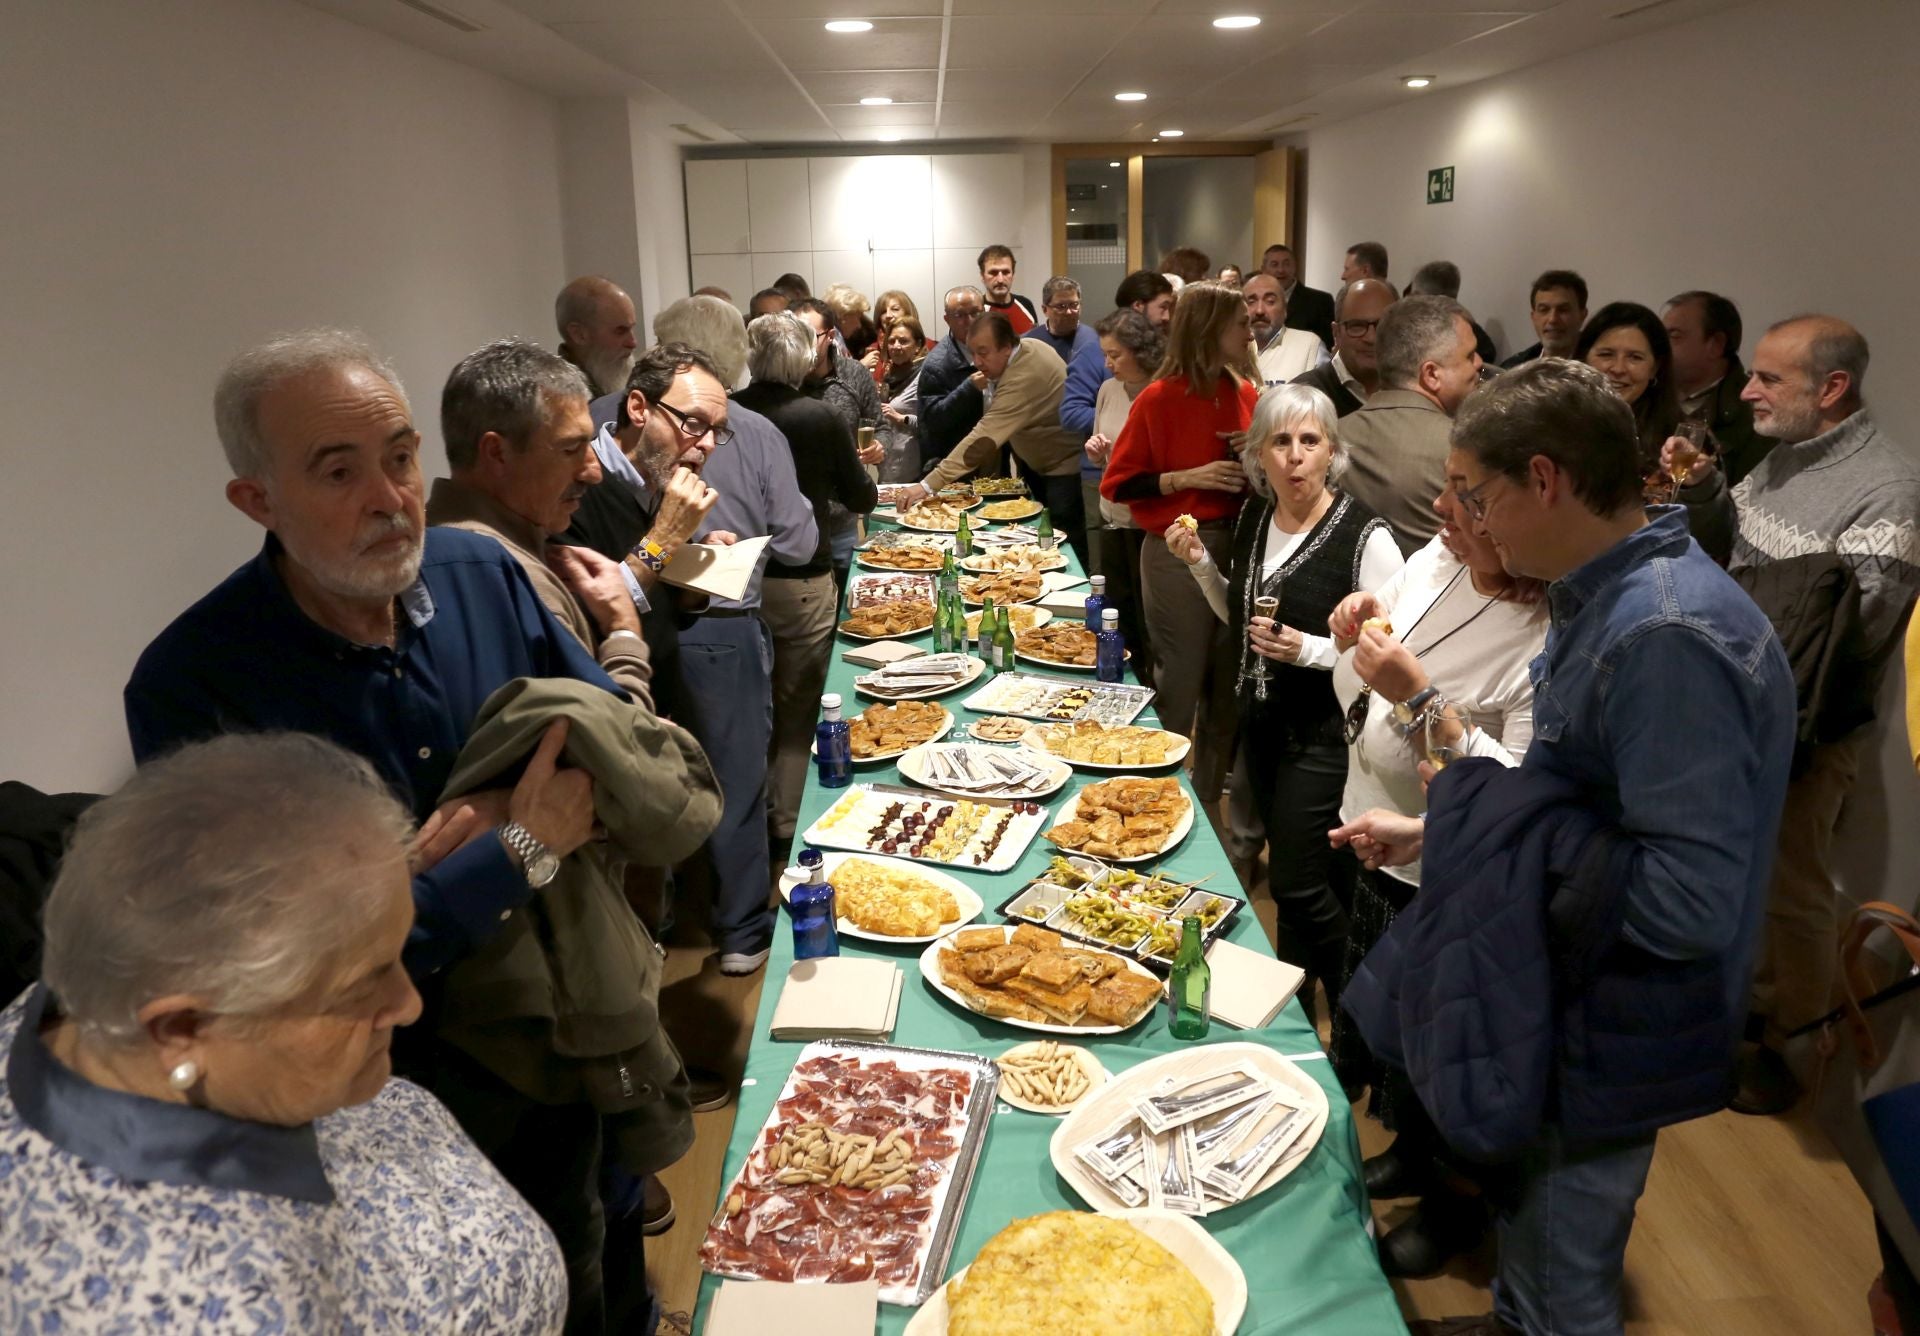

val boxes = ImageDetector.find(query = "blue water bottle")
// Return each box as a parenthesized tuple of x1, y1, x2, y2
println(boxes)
(1084, 574, 1108, 632)
(791, 848, 841, 959)
(815, 693, 853, 788)
(1095, 607, 1126, 683)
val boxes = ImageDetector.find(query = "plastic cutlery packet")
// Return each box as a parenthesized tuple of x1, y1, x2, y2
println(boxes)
(1130, 1066, 1269, 1136)
(1198, 1097, 1311, 1201)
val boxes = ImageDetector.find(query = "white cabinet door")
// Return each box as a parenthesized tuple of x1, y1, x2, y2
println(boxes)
(683, 159, 750, 255)
(870, 250, 936, 321)
(751, 252, 814, 296)
(689, 255, 755, 310)
(931, 153, 1024, 252)
(811, 155, 933, 253)
(811, 249, 874, 299)
(747, 158, 814, 253)
(934, 248, 991, 308)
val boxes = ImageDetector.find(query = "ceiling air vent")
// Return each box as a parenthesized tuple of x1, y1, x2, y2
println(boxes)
(392, 0, 484, 33)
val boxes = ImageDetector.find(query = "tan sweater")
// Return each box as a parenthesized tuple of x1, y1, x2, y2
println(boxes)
(923, 339, 1083, 491)
(426, 477, 654, 709)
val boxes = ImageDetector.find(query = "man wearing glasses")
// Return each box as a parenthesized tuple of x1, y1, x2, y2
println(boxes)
(1291, 278, 1397, 417)
(1022, 276, 1097, 365)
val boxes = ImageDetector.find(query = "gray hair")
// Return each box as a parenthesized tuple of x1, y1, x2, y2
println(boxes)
(214, 329, 408, 480)
(654, 295, 752, 387)
(1774, 313, 1870, 400)
(1408, 260, 1462, 298)
(747, 311, 817, 388)
(1376, 294, 1469, 390)
(440, 337, 590, 471)
(943, 285, 985, 310)
(1238, 382, 1346, 500)
(41, 733, 415, 1045)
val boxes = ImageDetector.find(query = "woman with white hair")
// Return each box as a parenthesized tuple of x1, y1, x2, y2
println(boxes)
(0, 732, 565, 1331)
(1165, 381, 1401, 1016)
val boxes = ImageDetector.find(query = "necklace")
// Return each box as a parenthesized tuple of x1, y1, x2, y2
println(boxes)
(1344, 563, 1504, 742)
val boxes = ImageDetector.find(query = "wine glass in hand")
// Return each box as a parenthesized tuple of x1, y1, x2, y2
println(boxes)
(1247, 578, 1282, 702)
(1423, 699, 1472, 771)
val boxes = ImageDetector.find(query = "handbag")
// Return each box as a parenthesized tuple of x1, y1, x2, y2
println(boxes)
(1784, 900, 1920, 1273)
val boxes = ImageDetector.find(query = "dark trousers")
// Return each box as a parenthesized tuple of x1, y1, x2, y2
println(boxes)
(1082, 480, 1155, 691)
(677, 612, 777, 953)
(1248, 736, 1351, 1009)
(1019, 466, 1090, 572)
(412, 1040, 612, 1336)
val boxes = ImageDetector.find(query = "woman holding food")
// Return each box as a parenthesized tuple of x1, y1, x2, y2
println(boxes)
(1101, 282, 1261, 806)
(1083, 307, 1166, 689)
(1323, 455, 1548, 1277)
(873, 315, 929, 482)
(1164, 381, 1400, 1016)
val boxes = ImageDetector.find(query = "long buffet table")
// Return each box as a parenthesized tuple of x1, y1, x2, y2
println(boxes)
(691, 515, 1402, 1335)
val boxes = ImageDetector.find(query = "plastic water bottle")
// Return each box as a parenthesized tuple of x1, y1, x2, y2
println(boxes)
(1084, 574, 1108, 632)
(815, 693, 852, 788)
(1095, 607, 1125, 683)
(791, 848, 841, 960)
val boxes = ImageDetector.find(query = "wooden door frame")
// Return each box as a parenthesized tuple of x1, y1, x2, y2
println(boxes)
(1050, 141, 1277, 275)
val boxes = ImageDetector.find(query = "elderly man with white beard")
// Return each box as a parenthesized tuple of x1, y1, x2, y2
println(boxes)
(556, 275, 640, 399)
(123, 328, 719, 1335)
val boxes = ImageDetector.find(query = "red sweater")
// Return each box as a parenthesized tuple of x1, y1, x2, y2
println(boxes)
(1100, 373, 1258, 534)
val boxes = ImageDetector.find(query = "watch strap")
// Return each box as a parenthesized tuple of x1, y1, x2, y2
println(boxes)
(499, 820, 550, 874)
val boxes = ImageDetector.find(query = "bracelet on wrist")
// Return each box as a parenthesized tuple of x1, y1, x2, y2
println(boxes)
(632, 538, 668, 574)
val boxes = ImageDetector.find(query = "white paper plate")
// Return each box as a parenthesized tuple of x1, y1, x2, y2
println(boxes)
(776, 850, 985, 944)
(805, 787, 1052, 875)
(958, 551, 1068, 574)
(959, 579, 1046, 607)
(813, 705, 953, 763)
(917, 926, 1162, 1036)
(967, 717, 1036, 744)
(903, 1208, 1246, 1336)
(897, 512, 966, 533)
(1044, 784, 1195, 863)
(839, 614, 936, 641)
(1048, 1043, 1330, 1218)
(973, 500, 1044, 522)
(1022, 724, 1192, 773)
(1013, 646, 1131, 674)
(855, 655, 987, 701)
(993, 1041, 1108, 1115)
(897, 742, 1072, 801)
(855, 549, 950, 573)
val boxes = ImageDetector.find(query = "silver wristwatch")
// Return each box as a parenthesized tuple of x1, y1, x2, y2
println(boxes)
(499, 821, 560, 888)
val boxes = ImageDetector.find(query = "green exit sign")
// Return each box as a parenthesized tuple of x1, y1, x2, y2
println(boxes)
(1427, 166, 1455, 204)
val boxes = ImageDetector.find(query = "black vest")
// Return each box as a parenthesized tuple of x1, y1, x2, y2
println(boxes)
(1228, 491, 1388, 748)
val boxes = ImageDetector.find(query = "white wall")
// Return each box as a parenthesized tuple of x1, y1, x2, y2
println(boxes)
(1284, 0, 1920, 906)
(0, 0, 570, 794)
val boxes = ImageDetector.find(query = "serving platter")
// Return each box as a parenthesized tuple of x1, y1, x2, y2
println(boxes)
(974, 499, 1043, 522)
(1044, 783, 1195, 865)
(903, 1208, 1246, 1336)
(896, 742, 1072, 801)
(917, 925, 1164, 1036)
(803, 783, 1050, 874)
(958, 548, 1068, 574)
(815, 702, 953, 764)
(856, 546, 950, 573)
(776, 851, 985, 945)
(1020, 721, 1191, 772)
(992, 1040, 1109, 1116)
(854, 655, 987, 701)
(838, 606, 936, 641)
(961, 672, 1155, 727)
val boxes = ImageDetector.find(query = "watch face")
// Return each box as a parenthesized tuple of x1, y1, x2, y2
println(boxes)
(529, 851, 562, 887)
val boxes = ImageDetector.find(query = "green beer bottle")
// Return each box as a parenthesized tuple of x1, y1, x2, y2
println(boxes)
(1168, 915, 1212, 1040)
(955, 509, 973, 557)
(992, 603, 1016, 671)
(976, 595, 996, 668)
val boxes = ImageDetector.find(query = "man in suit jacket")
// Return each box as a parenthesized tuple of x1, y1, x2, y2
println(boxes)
(1291, 278, 1398, 417)
(915, 286, 987, 468)
(898, 313, 1087, 567)
(1263, 243, 1335, 347)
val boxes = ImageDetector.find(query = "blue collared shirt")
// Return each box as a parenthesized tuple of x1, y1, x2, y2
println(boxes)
(1523, 507, 1795, 969)
(698, 401, 821, 610)
(124, 528, 624, 977)
(591, 423, 656, 613)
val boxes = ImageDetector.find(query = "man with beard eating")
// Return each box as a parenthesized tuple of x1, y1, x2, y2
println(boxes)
(556, 275, 639, 399)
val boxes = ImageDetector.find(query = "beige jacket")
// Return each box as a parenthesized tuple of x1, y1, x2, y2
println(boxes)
(924, 339, 1083, 491)
(1336, 388, 1454, 556)
(426, 476, 653, 709)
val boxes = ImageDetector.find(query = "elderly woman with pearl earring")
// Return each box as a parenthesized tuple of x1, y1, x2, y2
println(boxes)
(0, 733, 566, 1333)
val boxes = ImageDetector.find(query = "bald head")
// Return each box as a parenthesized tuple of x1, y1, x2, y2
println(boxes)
(554, 276, 638, 396)
(1744, 313, 1869, 443)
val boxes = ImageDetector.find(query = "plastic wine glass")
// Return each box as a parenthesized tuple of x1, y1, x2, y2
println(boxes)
(1249, 588, 1281, 702)
(1653, 419, 1712, 503)
(1423, 699, 1473, 771)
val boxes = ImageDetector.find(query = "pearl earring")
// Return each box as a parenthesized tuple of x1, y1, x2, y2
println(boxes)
(168, 1061, 200, 1091)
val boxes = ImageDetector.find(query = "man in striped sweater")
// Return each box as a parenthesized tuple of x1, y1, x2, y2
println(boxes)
(1679, 314, 1920, 1114)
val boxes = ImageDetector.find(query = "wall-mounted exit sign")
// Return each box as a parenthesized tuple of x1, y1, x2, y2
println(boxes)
(1427, 166, 1455, 204)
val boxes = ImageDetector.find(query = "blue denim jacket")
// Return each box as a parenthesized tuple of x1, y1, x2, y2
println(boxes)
(1525, 507, 1795, 983)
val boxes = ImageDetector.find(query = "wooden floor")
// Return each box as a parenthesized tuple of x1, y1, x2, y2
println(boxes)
(641, 872, 1883, 1336)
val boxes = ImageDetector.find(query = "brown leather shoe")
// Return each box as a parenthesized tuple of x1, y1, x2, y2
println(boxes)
(1730, 1042, 1801, 1116)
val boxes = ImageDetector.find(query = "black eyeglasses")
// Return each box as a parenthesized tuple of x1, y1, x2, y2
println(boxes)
(653, 400, 734, 448)
(1343, 686, 1372, 745)
(1338, 318, 1382, 338)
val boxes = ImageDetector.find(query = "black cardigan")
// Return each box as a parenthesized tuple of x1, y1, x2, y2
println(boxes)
(732, 382, 878, 577)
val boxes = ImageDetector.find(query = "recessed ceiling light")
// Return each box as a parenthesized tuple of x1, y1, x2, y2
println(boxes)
(1108, 160, 1121, 167)
(825, 19, 873, 33)
(1159, 129, 1184, 137)
(1114, 91, 1147, 102)
(876, 132, 902, 142)
(1213, 15, 1261, 28)
(859, 96, 892, 105)
(1402, 75, 1433, 88)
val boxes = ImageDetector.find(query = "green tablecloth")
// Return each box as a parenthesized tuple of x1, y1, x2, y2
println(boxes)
(693, 522, 1401, 1335)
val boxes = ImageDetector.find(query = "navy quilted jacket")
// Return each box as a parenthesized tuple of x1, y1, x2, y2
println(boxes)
(1342, 757, 1742, 1160)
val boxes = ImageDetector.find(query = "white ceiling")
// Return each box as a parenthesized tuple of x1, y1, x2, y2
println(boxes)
(302, 0, 1751, 146)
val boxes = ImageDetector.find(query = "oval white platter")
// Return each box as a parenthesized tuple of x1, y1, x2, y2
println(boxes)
(962, 607, 1051, 638)
(854, 549, 949, 573)
(812, 705, 953, 764)
(1012, 646, 1131, 674)
(1049, 1042, 1330, 1218)
(838, 614, 935, 642)
(1045, 785, 1195, 864)
(896, 741, 1072, 801)
(1021, 723, 1192, 773)
(958, 550, 1068, 574)
(973, 500, 1044, 523)
(959, 581, 1045, 607)
(917, 925, 1162, 1037)
(967, 716, 1035, 744)
(902, 1207, 1246, 1336)
(776, 850, 985, 945)
(993, 1040, 1108, 1115)
(853, 655, 987, 701)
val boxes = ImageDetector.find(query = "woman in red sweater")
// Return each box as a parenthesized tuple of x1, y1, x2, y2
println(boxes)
(1100, 282, 1258, 806)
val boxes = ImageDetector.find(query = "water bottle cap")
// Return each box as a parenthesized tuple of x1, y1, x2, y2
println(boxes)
(1102, 608, 1120, 627)
(798, 847, 824, 868)
(1090, 575, 1105, 592)
(821, 692, 842, 710)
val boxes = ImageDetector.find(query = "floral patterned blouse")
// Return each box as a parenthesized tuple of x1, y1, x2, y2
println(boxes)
(0, 986, 567, 1332)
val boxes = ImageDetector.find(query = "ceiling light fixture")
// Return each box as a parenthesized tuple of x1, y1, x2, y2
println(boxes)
(876, 132, 903, 142)
(859, 96, 892, 105)
(1108, 161, 1121, 167)
(1402, 75, 1433, 88)
(1114, 91, 1147, 102)
(825, 19, 873, 32)
(1212, 15, 1261, 28)
(1158, 129, 1184, 137)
